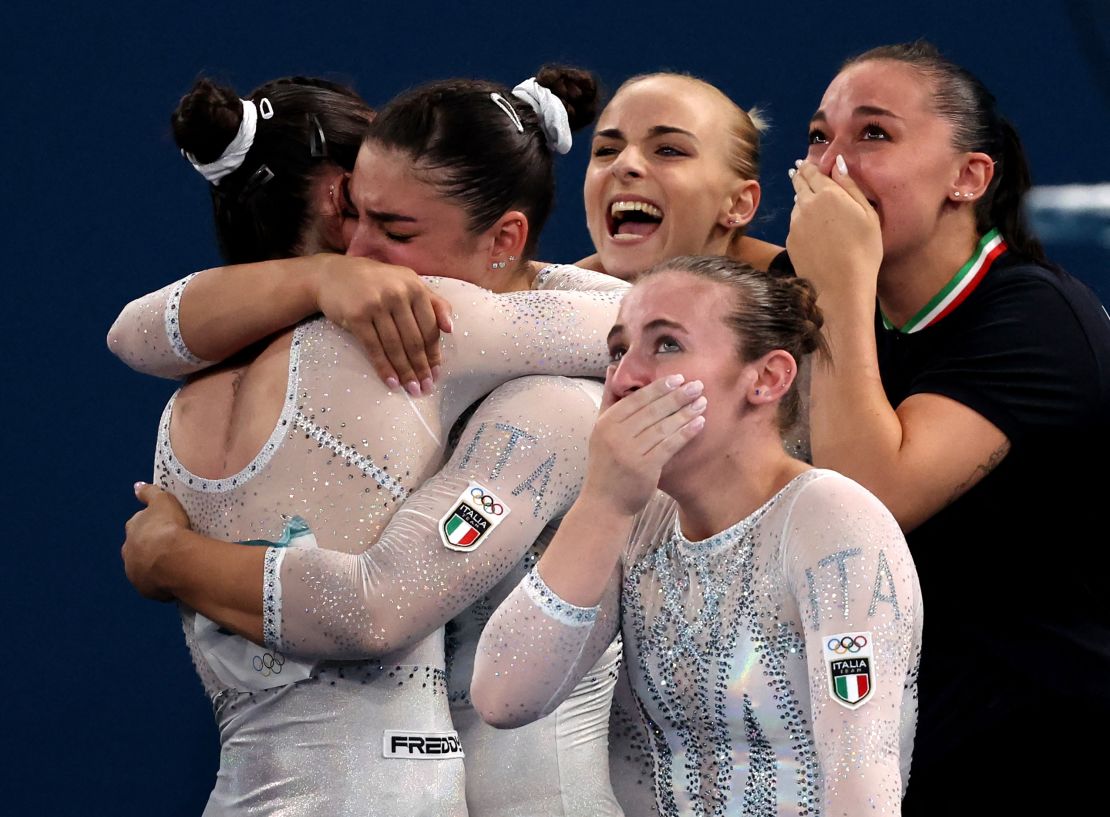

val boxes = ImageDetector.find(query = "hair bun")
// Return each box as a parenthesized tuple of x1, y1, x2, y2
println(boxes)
(172, 78, 243, 164)
(535, 64, 599, 132)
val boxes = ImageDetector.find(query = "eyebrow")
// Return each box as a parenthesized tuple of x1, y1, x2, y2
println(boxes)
(364, 209, 417, 224)
(595, 125, 699, 141)
(607, 317, 687, 345)
(810, 105, 902, 125)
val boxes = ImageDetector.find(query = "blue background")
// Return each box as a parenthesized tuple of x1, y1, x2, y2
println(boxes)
(7, 1, 1107, 813)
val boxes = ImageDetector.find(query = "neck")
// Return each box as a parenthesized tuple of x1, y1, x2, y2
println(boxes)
(663, 423, 805, 541)
(480, 261, 534, 294)
(877, 216, 981, 327)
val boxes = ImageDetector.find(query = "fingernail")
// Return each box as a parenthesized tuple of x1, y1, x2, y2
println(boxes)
(683, 380, 704, 396)
(431, 365, 442, 382)
(386, 376, 400, 390)
(405, 381, 421, 397)
(787, 168, 796, 180)
(665, 374, 685, 388)
(835, 154, 848, 175)
(689, 415, 706, 430)
(445, 317, 454, 333)
(691, 395, 708, 412)
(794, 159, 804, 169)
(133, 481, 146, 495)
(420, 377, 434, 395)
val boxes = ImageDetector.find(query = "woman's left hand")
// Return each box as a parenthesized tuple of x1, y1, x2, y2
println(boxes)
(787, 158, 883, 304)
(121, 482, 191, 602)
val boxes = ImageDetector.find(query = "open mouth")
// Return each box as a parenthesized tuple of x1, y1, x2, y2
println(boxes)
(608, 200, 664, 242)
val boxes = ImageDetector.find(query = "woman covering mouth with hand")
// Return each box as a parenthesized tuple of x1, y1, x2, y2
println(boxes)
(779, 41, 1110, 815)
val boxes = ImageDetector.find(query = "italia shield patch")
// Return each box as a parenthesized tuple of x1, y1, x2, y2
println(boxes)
(823, 631, 874, 709)
(439, 482, 510, 552)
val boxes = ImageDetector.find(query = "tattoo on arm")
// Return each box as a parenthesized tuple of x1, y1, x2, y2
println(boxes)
(946, 439, 1011, 507)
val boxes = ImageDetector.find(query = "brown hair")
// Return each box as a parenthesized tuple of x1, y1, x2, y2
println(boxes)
(639, 255, 826, 431)
(173, 76, 373, 263)
(366, 65, 599, 258)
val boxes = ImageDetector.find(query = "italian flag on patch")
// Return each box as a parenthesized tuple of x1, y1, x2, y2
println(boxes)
(823, 631, 875, 710)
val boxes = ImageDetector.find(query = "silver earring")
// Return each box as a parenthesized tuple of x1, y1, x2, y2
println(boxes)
(508, 255, 517, 261)
(953, 191, 962, 198)
(491, 260, 507, 270)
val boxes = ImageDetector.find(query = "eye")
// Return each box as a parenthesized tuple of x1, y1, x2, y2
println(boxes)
(656, 144, 688, 157)
(656, 336, 681, 353)
(592, 144, 619, 158)
(862, 122, 890, 140)
(608, 345, 626, 363)
(808, 128, 829, 145)
(385, 231, 415, 243)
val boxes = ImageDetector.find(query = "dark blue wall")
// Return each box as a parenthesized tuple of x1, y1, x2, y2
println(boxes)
(7, 2, 1107, 813)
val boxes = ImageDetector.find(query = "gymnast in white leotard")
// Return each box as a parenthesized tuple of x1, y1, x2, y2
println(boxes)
(114, 71, 624, 817)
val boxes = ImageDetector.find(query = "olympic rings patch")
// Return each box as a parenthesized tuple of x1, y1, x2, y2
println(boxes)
(822, 631, 875, 709)
(252, 651, 287, 677)
(469, 486, 505, 516)
(826, 635, 869, 654)
(440, 481, 512, 552)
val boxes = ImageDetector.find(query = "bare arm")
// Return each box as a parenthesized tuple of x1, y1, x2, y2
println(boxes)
(788, 162, 1008, 531)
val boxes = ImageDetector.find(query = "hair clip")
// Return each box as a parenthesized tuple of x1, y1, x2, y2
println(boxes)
(238, 164, 275, 201)
(490, 93, 524, 134)
(308, 114, 328, 158)
(259, 98, 274, 119)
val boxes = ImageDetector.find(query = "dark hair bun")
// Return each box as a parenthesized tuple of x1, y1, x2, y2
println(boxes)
(536, 64, 600, 132)
(172, 78, 243, 163)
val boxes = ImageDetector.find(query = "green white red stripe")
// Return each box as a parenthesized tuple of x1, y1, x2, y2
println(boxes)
(882, 228, 1007, 333)
(445, 514, 480, 547)
(835, 672, 870, 703)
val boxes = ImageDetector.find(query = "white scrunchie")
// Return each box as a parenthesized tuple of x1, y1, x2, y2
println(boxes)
(512, 78, 573, 155)
(185, 98, 259, 185)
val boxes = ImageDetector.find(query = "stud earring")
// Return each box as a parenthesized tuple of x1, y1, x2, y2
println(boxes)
(953, 191, 962, 198)
(491, 260, 507, 270)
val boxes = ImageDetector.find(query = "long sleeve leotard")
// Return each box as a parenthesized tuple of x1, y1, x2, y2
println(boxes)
(474, 469, 922, 817)
(132, 276, 621, 817)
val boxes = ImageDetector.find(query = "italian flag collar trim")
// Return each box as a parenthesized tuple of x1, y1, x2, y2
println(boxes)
(881, 228, 1007, 334)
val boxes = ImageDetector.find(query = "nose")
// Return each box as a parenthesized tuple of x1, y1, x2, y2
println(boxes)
(345, 221, 381, 259)
(606, 350, 653, 399)
(610, 145, 646, 181)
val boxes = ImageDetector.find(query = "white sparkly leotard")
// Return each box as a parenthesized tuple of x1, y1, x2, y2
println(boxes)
(111, 274, 622, 817)
(474, 469, 922, 817)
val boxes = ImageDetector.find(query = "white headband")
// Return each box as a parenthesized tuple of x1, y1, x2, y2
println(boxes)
(185, 98, 262, 185)
(510, 78, 573, 155)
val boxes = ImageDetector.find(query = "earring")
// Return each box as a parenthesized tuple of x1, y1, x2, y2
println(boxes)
(953, 191, 962, 198)
(754, 388, 761, 396)
(727, 216, 740, 226)
(491, 260, 507, 270)
(508, 255, 517, 261)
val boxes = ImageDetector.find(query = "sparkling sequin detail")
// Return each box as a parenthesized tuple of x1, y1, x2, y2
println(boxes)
(524, 567, 598, 626)
(165, 272, 207, 365)
(262, 547, 284, 649)
(476, 469, 922, 816)
(156, 330, 303, 494)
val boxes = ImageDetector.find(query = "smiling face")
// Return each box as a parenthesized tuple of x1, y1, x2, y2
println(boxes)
(606, 270, 752, 485)
(584, 75, 759, 280)
(342, 141, 490, 282)
(805, 59, 967, 262)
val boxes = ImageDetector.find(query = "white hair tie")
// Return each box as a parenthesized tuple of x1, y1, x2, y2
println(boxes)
(511, 78, 572, 155)
(185, 98, 261, 185)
